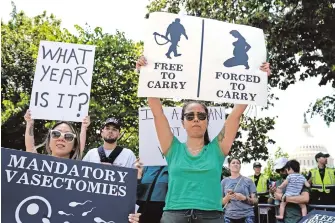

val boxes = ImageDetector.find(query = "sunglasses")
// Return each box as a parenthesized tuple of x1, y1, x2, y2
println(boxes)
(184, 112, 208, 121)
(50, 130, 76, 142)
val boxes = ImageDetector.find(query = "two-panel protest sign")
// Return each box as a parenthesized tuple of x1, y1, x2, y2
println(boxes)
(139, 107, 225, 166)
(29, 41, 96, 122)
(138, 12, 268, 106)
(1, 148, 137, 223)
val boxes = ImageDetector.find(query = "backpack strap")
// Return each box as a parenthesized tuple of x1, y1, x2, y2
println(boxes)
(98, 146, 123, 164)
(142, 166, 165, 214)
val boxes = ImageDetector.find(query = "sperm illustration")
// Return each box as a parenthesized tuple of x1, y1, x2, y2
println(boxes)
(58, 211, 74, 216)
(42, 218, 51, 223)
(94, 217, 115, 223)
(82, 207, 96, 216)
(69, 200, 92, 207)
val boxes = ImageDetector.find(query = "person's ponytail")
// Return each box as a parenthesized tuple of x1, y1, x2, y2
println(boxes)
(204, 129, 210, 145)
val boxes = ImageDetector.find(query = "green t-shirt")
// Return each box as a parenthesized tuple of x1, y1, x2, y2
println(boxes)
(164, 136, 225, 211)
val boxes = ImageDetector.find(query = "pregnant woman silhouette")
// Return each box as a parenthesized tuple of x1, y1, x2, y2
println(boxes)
(224, 30, 251, 69)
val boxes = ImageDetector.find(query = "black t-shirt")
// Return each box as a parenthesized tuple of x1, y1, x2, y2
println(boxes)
(254, 174, 261, 187)
(307, 167, 325, 181)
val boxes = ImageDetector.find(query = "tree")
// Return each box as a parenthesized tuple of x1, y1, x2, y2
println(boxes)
(1, 8, 149, 155)
(1, 5, 275, 162)
(263, 147, 289, 180)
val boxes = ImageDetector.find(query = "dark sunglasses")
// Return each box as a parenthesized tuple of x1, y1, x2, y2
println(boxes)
(50, 130, 76, 142)
(184, 112, 208, 121)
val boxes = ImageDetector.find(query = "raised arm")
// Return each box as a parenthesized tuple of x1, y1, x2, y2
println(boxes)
(136, 56, 173, 155)
(218, 104, 247, 155)
(218, 62, 271, 155)
(148, 97, 173, 154)
(80, 116, 90, 153)
(24, 110, 36, 152)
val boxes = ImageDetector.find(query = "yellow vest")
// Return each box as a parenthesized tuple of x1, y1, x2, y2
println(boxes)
(250, 174, 268, 194)
(310, 167, 335, 193)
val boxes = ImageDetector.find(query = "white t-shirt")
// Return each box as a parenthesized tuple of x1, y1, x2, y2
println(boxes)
(82, 147, 136, 168)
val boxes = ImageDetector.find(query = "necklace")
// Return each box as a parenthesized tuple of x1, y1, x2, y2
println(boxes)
(187, 146, 203, 155)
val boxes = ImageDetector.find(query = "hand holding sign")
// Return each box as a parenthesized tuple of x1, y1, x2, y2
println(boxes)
(81, 116, 91, 130)
(136, 56, 147, 72)
(134, 158, 144, 179)
(24, 109, 34, 125)
(260, 62, 271, 76)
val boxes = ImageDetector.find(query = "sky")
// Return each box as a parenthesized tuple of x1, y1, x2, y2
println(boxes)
(1, 0, 334, 176)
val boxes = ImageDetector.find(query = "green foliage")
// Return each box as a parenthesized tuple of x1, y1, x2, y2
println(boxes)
(263, 147, 289, 180)
(222, 166, 231, 178)
(308, 94, 335, 126)
(1, 9, 76, 148)
(1, 9, 147, 155)
(1, 4, 277, 163)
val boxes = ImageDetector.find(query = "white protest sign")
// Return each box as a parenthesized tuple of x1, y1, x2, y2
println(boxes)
(29, 41, 96, 122)
(138, 12, 267, 106)
(139, 106, 225, 166)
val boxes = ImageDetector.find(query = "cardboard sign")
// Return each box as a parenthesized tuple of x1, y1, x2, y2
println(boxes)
(138, 12, 267, 106)
(139, 107, 225, 166)
(1, 148, 137, 223)
(29, 41, 96, 122)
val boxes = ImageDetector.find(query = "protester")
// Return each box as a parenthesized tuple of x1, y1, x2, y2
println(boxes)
(270, 157, 310, 223)
(82, 117, 136, 168)
(24, 109, 89, 159)
(136, 56, 270, 222)
(275, 160, 310, 220)
(222, 158, 258, 223)
(25, 110, 141, 222)
(307, 152, 335, 205)
(135, 159, 168, 223)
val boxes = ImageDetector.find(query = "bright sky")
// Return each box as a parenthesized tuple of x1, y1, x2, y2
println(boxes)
(2, 0, 334, 176)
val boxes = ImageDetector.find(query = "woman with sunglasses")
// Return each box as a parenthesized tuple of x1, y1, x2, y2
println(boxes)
(24, 110, 142, 223)
(136, 56, 270, 222)
(24, 109, 87, 159)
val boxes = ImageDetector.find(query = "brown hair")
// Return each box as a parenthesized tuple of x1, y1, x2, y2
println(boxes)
(228, 157, 241, 165)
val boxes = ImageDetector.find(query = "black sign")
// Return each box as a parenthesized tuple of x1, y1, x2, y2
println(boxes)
(298, 210, 335, 223)
(1, 148, 137, 223)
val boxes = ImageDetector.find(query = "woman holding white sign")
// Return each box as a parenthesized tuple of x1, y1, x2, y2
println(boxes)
(136, 56, 270, 223)
(24, 110, 142, 223)
(24, 109, 89, 159)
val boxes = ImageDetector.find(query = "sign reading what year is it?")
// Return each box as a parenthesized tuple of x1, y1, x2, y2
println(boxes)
(29, 41, 96, 122)
(138, 12, 268, 106)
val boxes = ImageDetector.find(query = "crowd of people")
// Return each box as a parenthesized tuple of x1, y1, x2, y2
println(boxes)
(19, 54, 335, 223)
